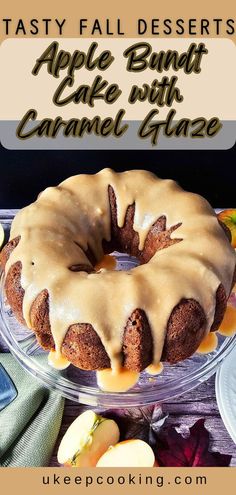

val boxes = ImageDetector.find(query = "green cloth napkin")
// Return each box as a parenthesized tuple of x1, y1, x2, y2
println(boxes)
(0, 354, 64, 467)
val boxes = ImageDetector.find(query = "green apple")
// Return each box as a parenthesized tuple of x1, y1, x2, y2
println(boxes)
(218, 209, 236, 248)
(57, 410, 119, 467)
(96, 439, 155, 467)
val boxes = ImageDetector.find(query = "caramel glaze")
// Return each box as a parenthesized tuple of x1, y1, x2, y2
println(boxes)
(5, 169, 236, 370)
(218, 303, 236, 337)
(197, 332, 218, 354)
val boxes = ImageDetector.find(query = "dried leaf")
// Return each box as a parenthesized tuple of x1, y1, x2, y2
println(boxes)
(101, 405, 168, 446)
(156, 419, 231, 467)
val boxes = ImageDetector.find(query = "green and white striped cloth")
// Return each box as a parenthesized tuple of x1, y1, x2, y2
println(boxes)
(0, 354, 64, 467)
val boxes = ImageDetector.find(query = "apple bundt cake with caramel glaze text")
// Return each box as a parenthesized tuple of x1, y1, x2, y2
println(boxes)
(1, 169, 236, 372)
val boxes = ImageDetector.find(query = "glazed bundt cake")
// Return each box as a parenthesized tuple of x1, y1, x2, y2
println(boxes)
(1, 169, 236, 374)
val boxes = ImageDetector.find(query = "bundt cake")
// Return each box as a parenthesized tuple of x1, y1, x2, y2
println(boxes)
(1, 169, 236, 376)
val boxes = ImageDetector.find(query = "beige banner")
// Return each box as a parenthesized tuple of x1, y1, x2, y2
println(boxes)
(0, 0, 235, 41)
(0, 467, 236, 494)
(0, 38, 235, 121)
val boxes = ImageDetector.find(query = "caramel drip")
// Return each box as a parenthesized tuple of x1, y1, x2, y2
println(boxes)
(197, 332, 218, 354)
(5, 169, 236, 369)
(146, 363, 164, 375)
(48, 350, 70, 370)
(218, 303, 236, 336)
(97, 368, 139, 392)
(95, 254, 116, 272)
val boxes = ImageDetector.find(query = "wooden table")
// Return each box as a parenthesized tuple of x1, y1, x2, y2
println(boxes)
(1, 210, 236, 467)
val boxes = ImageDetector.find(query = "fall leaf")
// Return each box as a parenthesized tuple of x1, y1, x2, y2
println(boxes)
(101, 405, 168, 446)
(155, 419, 231, 467)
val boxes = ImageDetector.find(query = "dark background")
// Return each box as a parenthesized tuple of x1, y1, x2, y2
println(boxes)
(0, 142, 235, 208)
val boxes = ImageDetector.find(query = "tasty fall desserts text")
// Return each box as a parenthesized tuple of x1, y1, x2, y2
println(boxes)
(16, 41, 222, 145)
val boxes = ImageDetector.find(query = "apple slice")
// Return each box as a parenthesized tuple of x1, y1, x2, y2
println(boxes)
(0, 223, 5, 250)
(57, 410, 119, 467)
(217, 209, 236, 248)
(96, 439, 155, 467)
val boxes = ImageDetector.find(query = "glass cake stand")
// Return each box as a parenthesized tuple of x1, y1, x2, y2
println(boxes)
(1, 252, 236, 408)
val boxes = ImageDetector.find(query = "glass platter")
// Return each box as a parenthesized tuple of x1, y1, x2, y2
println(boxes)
(0, 212, 236, 408)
